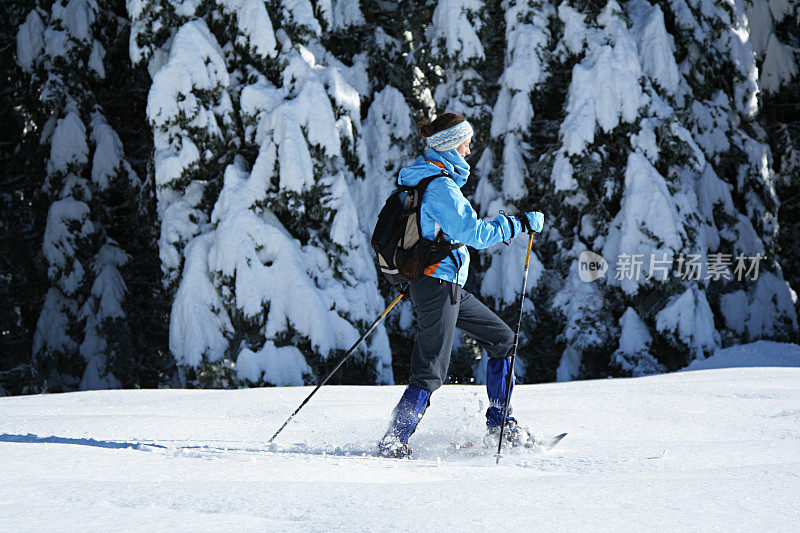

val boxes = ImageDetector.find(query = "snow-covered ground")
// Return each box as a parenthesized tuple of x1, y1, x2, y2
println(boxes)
(2, 343, 799, 531)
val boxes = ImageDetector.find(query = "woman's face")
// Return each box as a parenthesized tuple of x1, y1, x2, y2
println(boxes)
(457, 136, 472, 157)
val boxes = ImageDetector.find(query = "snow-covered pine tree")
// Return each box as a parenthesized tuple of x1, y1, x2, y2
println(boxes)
(602, 0, 724, 374)
(358, 85, 418, 382)
(525, 0, 798, 380)
(5, 0, 796, 396)
(221, 25, 392, 386)
(538, 0, 688, 378)
(425, 0, 490, 122)
(472, 0, 555, 382)
(17, 0, 142, 390)
(492, 0, 717, 379)
(1, 1, 48, 395)
(661, 0, 798, 347)
(381, 0, 493, 143)
(132, 1, 393, 387)
(745, 0, 799, 95)
(744, 0, 800, 320)
(142, 17, 238, 294)
(345, 2, 434, 383)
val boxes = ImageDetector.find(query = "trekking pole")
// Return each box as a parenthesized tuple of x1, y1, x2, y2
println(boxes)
(268, 291, 406, 443)
(495, 232, 536, 464)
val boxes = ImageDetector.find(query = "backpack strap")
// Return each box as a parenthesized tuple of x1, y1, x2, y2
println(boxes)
(446, 250, 463, 304)
(409, 174, 445, 247)
(415, 174, 464, 252)
(396, 173, 445, 194)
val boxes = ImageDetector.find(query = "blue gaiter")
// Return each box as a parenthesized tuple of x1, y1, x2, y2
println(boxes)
(486, 357, 514, 427)
(387, 385, 432, 443)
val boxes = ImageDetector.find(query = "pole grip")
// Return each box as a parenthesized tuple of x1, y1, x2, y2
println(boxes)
(524, 233, 534, 268)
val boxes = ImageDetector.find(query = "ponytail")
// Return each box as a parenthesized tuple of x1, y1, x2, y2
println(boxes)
(416, 113, 465, 138)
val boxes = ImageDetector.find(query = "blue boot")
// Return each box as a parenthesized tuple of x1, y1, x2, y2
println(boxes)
(378, 385, 431, 458)
(485, 357, 514, 429)
(484, 357, 535, 448)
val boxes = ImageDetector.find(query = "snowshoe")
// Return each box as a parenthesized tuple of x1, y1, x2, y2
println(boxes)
(377, 434, 412, 459)
(483, 418, 536, 449)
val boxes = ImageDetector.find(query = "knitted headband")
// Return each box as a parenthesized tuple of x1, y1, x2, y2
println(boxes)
(426, 120, 474, 152)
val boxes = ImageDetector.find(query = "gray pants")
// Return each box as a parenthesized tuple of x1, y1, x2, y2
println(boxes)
(408, 276, 515, 391)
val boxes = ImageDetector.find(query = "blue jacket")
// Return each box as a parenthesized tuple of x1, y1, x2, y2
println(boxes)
(397, 148, 524, 286)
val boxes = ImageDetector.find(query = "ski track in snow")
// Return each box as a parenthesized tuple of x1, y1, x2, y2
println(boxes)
(2, 366, 800, 530)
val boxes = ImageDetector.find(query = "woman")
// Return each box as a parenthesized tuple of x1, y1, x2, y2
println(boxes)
(378, 113, 544, 458)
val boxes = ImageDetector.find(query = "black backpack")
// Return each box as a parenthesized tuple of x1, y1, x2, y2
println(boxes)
(371, 174, 464, 286)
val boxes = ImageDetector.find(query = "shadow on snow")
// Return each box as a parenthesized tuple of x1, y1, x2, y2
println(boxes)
(0, 433, 168, 450)
(0, 433, 377, 457)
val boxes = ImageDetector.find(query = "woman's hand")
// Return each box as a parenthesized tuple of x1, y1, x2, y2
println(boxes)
(521, 211, 544, 234)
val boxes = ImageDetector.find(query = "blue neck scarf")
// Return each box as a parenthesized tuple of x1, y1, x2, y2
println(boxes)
(425, 148, 470, 188)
